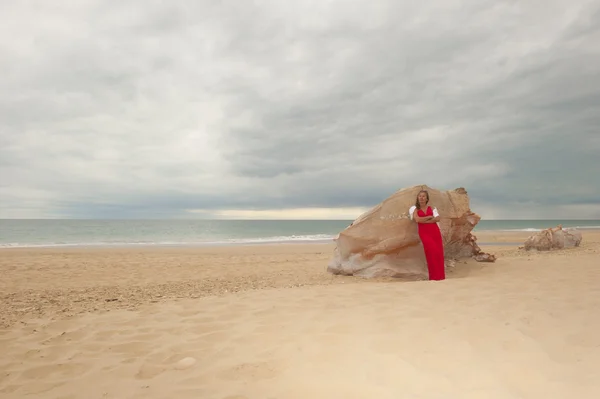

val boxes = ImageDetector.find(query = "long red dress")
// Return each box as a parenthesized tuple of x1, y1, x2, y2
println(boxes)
(416, 206, 446, 281)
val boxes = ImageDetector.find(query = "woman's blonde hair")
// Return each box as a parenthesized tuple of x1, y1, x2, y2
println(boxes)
(415, 190, 429, 210)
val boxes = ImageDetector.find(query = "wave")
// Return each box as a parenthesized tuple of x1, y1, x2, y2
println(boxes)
(482, 225, 600, 232)
(498, 228, 542, 232)
(3, 225, 599, 248)
(0, 234, 337, 249)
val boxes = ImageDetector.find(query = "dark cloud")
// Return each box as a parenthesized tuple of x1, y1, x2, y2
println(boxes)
(1, 0, 599, 219)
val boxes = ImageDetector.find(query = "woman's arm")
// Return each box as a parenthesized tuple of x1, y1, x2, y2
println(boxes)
(416, 215, 434, 223)
(410, 206, 433, 223)
(430, 207, 440, 223)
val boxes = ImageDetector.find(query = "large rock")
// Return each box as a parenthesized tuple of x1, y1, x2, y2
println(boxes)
(523, 225, 582, 251)
(327, 185, 491, 279)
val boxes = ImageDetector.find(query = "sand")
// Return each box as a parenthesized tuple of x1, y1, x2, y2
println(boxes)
(1, 231, 600, 398)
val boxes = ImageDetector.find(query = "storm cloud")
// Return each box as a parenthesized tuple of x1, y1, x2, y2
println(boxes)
(1, 0, 599, 219)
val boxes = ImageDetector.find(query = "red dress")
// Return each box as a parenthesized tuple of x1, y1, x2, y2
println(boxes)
(416, 206, 446, 281)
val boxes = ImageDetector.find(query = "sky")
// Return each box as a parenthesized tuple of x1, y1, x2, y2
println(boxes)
(1, 0, 599, 220)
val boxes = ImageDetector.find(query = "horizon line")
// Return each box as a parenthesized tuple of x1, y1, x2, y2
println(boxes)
(2, 218, 600, 221)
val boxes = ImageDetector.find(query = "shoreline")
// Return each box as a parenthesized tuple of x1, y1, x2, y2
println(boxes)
(2, 227, 599, 250)
(0, 239, 336, 250)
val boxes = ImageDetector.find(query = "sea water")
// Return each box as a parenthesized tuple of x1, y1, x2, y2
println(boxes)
(1, 219, 599, 248)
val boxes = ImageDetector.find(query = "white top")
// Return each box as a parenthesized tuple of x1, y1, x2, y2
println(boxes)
(409, 205, 439, 220)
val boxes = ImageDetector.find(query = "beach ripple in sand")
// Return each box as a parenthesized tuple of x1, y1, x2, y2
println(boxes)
(0, 246, 353, 329)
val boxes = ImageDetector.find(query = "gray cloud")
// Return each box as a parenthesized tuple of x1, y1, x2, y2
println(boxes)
(1, 0, 600, 219)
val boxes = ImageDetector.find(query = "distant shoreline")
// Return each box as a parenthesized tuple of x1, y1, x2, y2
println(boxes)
(2, 227, 599, 249)
(1, 219, 599, 249)
(2, 218, 600, 221)
(1, 228, 599, 250)
(0, 239, 336, 250)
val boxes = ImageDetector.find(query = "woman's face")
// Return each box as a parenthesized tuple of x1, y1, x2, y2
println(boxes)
(418, 192, 428, 205)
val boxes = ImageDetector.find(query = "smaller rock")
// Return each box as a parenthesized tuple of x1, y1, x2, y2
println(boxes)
(175, 357, 196, 370)
(445, 259, 456, 268)
(523, 225, 582, 251)
(473, 253, 496, 262)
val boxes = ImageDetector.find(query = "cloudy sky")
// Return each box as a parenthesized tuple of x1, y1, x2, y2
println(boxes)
(1, 0, 599, 220)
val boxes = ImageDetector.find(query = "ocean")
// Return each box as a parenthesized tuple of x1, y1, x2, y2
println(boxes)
(1, 219, 599, 248)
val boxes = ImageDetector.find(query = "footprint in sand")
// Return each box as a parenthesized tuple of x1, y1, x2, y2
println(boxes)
(216, 361, 280, 381)
(41, 329, 88, 345)
(110, 341, 153, 355)
(135, 356, 198, 378)
(175, 357, 196, 370)
(135, 363, 165, 380)
(12, 381, 67, 396)
(130, 332, 161, 341)
(20, 362, 85, 379)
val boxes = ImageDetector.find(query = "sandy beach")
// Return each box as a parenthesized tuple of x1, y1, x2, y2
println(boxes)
(1, 231, 600, 398)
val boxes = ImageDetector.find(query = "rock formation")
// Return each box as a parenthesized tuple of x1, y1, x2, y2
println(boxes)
(327, 185, 494, 279)
(522, 225, 582, 251)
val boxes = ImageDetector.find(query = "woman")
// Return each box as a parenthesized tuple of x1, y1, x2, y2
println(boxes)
(409, 190, 445, 281)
